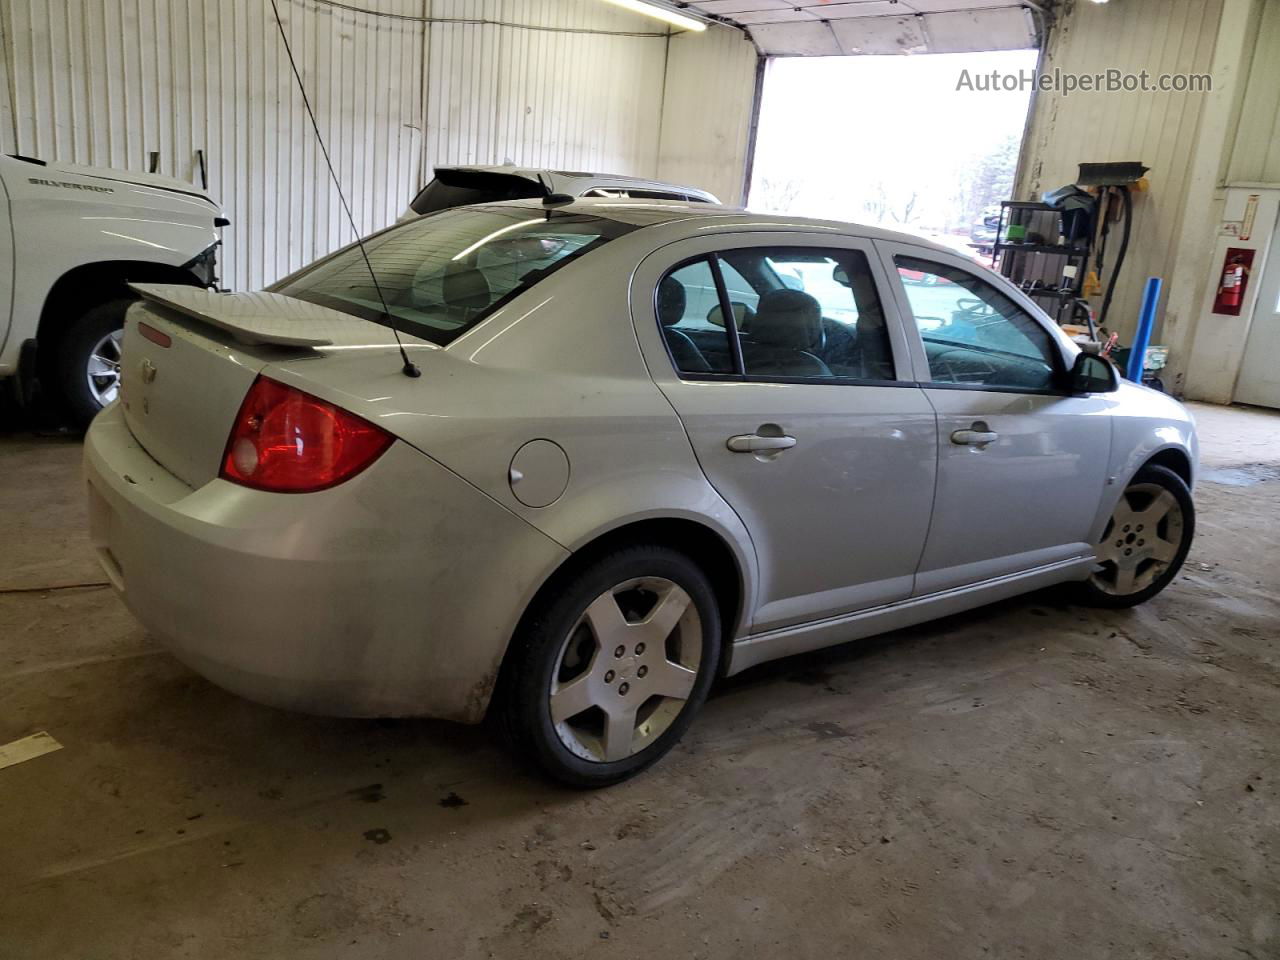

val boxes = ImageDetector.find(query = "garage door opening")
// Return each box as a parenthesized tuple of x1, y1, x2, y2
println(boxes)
(748, 50, 1039, 259)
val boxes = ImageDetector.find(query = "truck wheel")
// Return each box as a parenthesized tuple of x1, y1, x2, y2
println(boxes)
(54, 298, 134, 429)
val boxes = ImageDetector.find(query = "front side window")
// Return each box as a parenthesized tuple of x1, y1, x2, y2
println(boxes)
(895, 255, 1060, 391)
(656, 246, 896, 382)
(272, 208, 635, 346)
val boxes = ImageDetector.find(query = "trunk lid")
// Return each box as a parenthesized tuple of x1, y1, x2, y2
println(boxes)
(118, 285, 408, 488)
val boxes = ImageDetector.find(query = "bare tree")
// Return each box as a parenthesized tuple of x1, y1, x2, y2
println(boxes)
(890, 191, 919, 225)
(862, 181, 920, 227)
(753, 177, 804, 213)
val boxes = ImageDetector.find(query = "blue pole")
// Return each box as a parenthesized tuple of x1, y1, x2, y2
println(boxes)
(1127, 276, 1162, 382)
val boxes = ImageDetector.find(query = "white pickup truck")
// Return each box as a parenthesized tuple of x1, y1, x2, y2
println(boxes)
(0, 154, 224, 426)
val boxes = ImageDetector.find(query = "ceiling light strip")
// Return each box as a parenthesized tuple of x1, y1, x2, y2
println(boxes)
(598, 0, 708, 32)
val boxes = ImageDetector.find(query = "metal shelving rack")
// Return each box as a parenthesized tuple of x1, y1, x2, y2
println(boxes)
(992, 200, 1094, 332)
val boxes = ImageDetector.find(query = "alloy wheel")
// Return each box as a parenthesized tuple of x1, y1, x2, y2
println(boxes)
(549, 576, 702, 763)
(86, 328, 124, 407)
(1090, 482, 1185, 596)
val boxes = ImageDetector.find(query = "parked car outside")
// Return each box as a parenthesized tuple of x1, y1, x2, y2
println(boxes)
(0, 154, 224, 425)
(84, 199, 1197, 787)
(399, 165, 719, 221)
(898, 265, 950, 285)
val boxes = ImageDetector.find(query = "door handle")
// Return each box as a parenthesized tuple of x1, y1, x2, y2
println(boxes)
(950, 425, 999, 447)
(727, 433, 797, 453)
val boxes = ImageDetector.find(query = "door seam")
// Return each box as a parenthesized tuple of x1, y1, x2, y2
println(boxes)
(912, 387, 943, 588)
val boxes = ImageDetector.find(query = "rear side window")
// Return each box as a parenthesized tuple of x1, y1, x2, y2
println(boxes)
(726, 248, 895, 381)
(895, 255, 1060, 391)
(657, 259, 737, 374)
(656, 247, 896, 382)
(409, 171, 544, 215)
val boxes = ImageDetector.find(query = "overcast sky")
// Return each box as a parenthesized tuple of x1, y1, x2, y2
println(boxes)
(748, 49, 1039, 234)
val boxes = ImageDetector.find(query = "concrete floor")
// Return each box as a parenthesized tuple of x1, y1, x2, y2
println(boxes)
(1, 402, 1277, 959)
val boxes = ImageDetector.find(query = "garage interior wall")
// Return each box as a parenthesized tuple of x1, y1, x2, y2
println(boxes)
(1182, 0, 1280, 402)
(1018, 0, 1280, 401)
(1223, 0, 1280, 186)
(657, 25, 758, 203)
(0, 0, 757, 291)
(1016, 0, 1226, 348)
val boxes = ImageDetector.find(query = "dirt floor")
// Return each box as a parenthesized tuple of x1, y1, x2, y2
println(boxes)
(1, 401, 1277, 959)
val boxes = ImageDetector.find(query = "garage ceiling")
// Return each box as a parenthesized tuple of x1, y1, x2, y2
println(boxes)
(683, 0, 1045, 55)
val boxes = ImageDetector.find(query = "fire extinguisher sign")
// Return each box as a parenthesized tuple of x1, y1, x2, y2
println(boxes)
(1213, 246, 1256, 317)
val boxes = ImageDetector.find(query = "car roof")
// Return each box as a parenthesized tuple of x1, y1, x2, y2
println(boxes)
(470, 197, 960, 255)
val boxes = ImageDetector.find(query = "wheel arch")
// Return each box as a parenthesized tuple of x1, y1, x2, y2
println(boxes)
(35, 259, 204, 354)
(1140, 446, 1193, 489)
(567, 517, 747, 653)
(489, 515, 750, 719)
(1088, 440, 1196, 545)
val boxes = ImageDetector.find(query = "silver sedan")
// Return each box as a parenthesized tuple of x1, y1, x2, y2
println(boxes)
(84, 200, 1197, 786)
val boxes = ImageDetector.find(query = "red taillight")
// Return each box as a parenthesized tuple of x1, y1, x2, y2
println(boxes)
(220, 376, 393, 493)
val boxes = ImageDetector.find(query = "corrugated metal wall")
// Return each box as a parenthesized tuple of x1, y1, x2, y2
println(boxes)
(1017, 0, 1224, 339)
(0, 0, 738, 291)
(420, 0, 669, 177)
(1225, 0, 1280, 185)
(657, 24, 757, 205)
(1, 0, 428, 291)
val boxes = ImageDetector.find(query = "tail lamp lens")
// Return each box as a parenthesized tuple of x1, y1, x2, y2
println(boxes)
(220, 376, 393, 493)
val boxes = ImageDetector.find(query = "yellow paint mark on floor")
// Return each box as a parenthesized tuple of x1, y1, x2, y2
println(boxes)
(0, 731, 63, 770)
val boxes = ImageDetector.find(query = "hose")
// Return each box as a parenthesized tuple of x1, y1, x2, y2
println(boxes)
(1097, 185, 1132, 330)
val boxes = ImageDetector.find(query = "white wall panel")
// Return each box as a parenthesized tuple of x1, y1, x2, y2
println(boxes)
(0, 0, 726, 291)
(657, 23, 757, 205)
(1225, 0, 1280, 185)
(421, 0, 668, 178)
(1017, 0, 1224, 340)
(1, 0, 427, 291)
(0, 10, 14, 155)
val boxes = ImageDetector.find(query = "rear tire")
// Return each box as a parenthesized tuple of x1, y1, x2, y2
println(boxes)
(498, 545, 721, 788)
(52, 297, 135, 430)
(1072, 464, 1194, 609)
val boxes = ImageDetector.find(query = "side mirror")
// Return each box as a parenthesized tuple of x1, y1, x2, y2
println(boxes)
(1068, 351, 1119, 394)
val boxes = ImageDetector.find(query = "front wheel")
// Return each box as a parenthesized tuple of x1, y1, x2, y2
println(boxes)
(53, 298, 136, 429)
(499, 545, 721, 788)
(1073, 464, 1195, 608)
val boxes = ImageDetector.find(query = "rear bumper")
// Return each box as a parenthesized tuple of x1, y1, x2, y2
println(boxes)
(84, 402, 568, 721)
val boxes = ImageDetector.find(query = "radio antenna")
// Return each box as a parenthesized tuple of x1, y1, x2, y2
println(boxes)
(268, 0, 420, 378)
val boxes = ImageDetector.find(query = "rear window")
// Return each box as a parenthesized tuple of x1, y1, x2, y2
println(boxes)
(271, 206, 636, 346)
(409, 170, 544, 215)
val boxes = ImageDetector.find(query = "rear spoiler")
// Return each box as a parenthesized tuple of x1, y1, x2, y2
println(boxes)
(130, 284, 336, 347)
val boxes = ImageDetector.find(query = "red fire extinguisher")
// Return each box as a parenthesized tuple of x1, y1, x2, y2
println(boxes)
(1220, 257, 1245, 309)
